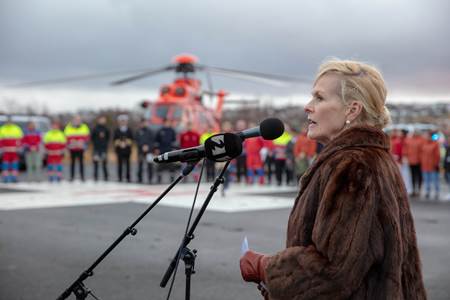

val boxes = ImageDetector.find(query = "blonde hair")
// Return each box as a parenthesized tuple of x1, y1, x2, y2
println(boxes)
(315, 59, 391, 129)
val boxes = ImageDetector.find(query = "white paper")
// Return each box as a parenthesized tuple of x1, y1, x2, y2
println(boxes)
(241, 236, 249, 257)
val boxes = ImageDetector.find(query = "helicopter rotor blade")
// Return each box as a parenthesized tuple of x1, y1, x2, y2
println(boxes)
(110, 65, 175, 85)
(200, 65, 311, 86)
(5, 67, 170, 88)
(205, 70, 215, 103)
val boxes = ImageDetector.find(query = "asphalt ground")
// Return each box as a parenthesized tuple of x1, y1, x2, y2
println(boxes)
(1, 180, 450, 300)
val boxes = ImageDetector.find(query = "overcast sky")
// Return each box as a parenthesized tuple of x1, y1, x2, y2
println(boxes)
(1, 0, 449, 112)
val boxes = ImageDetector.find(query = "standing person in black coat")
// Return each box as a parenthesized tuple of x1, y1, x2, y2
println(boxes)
(136, 118, 155, 184)
(444, 134, 450, 186)
(235, 119, 248, 183)
(154, 119, 178, 183)
(91, 116, 110, 181)
(113, 114, 133, 182)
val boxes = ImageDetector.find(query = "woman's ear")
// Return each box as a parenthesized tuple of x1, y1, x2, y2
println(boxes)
(346, 101, 363, 122)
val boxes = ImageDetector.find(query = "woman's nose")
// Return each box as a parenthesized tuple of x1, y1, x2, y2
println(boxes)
(304, 100, 313, 114)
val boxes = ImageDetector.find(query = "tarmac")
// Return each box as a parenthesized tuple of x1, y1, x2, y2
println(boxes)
(0, 178, 449, 300)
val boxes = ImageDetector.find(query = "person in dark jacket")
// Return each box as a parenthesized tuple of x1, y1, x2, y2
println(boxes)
(240, 59, 426, 300)
(136, 118, 155, 184)
(154, 119, 178, 183)
(113, 114, 133, 182)
(91, 116, 110, 181)
(445, 134, 450, 186)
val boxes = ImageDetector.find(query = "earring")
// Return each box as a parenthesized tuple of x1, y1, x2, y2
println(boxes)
(345, 120, 350, 125)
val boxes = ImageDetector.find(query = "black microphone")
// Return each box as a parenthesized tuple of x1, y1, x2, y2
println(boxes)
(204, 132, 243, 162)
(237, 118, 284, 141)
(153, 133, 243, 163)
(153, 145, 205, 163)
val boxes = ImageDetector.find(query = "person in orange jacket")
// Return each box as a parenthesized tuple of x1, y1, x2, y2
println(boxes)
(0, 116, 23, 183)
(244, 125, 265, 184)
(64, 115, 90, 181)
(44, 121, 67, 182)
(293, 125, 317, 179)
(404, 130, 424, 197)
(420, 131, 440, 200)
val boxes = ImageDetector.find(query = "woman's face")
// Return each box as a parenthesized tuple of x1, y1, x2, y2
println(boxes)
(304, 73, 347, 145)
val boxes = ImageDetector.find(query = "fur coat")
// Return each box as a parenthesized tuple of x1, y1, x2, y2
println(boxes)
(265, 126, 426, 300)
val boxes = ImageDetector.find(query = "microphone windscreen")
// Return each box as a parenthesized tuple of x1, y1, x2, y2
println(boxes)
(260, 118, 284, 140)
(205, 133, 243, 162)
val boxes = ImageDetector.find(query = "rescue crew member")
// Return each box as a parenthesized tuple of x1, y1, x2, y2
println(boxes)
(64, 115, 90, 181)
(44, 121, 67, 182)
(0, 116, 23, 183)
(22, 121, 42, 182)
(155, 119, 178, 183)
(244, 122, 265, 185)
(136, 118, 155, 184)
(272, 126, 292, 186)
(293, 124, 317, 179)
(113, 114, 133, 182)
(91, 116, 110, 181)
(179, 122, 201, 182)
(200, 126, 216, 182)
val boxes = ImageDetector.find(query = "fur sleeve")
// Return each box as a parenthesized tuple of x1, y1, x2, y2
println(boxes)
(266, 155, 384, 300)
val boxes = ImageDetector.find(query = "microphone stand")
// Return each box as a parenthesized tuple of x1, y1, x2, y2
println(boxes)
(56, 162, 198, 300)
(160, 160, 231, 300)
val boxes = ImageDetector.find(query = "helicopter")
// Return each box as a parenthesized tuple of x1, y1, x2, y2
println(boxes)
(110, 53, 308, 133)
(133, 54, 228, 133)
(9, 53, 308, 133)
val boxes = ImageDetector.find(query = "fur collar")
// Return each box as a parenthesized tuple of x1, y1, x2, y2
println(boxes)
(299, 125, 390, 192)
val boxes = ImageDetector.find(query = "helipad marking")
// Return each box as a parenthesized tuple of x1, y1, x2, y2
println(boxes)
(0, 181, 296, 212)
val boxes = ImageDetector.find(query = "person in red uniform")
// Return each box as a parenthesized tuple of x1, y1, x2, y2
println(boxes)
(245, 123, 265, 184)
(180, 123, 200, 149)
(420, 131, 441, 200)
(0, 116, 23, 183)
(179, 123, 201, 182)
(293, 125, 317, 179)
(404, 130, 425, 197)
(390, 129, 404, 164)
(22, 121, 42, 181)
(44, 121, 67, 182)
(64, 115, 90, 181)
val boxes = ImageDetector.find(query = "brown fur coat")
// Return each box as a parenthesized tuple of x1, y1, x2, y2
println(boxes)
(265, 126, 426, 300)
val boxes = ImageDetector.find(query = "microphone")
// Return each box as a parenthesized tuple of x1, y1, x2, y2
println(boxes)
(153, 145, 205, 163)
(153, 132, 243, 163)
(153, 118, 284, 164)
(237, 118, 284, 141)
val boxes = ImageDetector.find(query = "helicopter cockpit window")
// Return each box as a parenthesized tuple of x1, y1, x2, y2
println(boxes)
(174, 87, 186, 97)
(155, 105, 169, 119)
(161, 86, 171, 95)
(172, 106, 183, 120)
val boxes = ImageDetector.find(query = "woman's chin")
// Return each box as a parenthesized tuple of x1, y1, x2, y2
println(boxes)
(307, 129, 317, 140)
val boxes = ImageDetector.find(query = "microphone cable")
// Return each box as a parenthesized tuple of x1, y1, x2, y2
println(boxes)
(165, 158, 206, 300)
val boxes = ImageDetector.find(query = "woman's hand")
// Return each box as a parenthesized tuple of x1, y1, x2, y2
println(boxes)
(240, 250, 269, 283)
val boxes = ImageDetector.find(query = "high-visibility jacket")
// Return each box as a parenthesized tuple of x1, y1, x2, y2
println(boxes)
(272, 131, 292, 160)
(200, 131, 216, 145)
(420, 140, 440, 172)
(0, 123, 23, 153)
(64, 123, 90, 151)
(404, 135, 424, 165)
(44, 129, 67, 159)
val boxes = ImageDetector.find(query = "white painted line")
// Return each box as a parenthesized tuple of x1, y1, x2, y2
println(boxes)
(0, 181, 296, 212)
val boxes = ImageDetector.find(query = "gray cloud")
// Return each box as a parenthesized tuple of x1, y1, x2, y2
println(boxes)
(1, 0, 449, 98)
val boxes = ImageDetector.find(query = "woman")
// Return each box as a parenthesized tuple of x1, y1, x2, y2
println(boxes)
(240, 59, 426, 299)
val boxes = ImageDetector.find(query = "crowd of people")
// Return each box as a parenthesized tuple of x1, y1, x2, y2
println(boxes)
(389, 128, 450, 200)
(0, 113, 449, 198)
